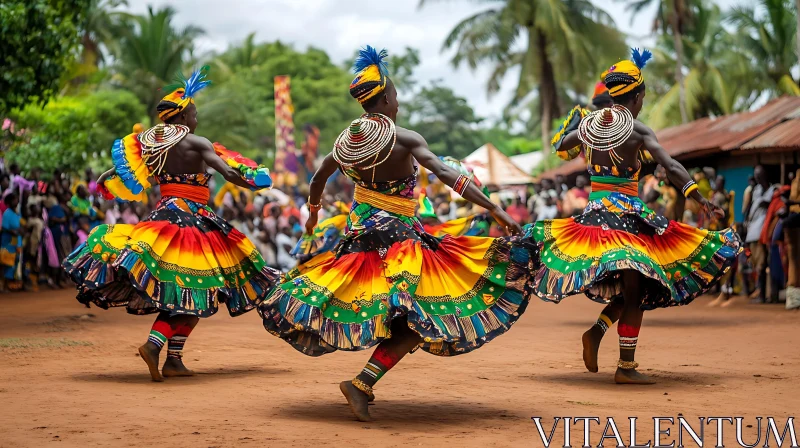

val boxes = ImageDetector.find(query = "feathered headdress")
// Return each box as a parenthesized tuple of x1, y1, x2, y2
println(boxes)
(604, 48, 653, 97)
(158, 65, 212, 121)
(349, 46, 390, 104)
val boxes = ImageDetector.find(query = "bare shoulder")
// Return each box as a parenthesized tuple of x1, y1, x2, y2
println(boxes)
(183, 133, 213, 150)
(633, 120, 656, 138)
(396, 126, 426, 147)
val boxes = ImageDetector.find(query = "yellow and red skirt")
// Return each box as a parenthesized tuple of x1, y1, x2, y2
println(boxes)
(527, 174, 743, 309)
(259, 187, 537, 356)
(64, 183, 280, 317)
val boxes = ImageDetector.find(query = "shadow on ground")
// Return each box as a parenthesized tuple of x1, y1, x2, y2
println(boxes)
(71, 365, 287, 384)
(279, 398, 526, 427)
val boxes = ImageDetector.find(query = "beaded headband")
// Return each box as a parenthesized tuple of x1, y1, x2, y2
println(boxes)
(605, 48, 652, 97)
(158, 66, 212, 121)
(350, 46, 390, 104)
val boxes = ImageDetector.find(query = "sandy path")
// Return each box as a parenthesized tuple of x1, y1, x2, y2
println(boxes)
(0, 289, 797, 447)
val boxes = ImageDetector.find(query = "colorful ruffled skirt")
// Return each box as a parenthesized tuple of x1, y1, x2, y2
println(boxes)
(259, 186, 537, 356)
(63, 181, 281, 317)
(527, 173, 743, 309)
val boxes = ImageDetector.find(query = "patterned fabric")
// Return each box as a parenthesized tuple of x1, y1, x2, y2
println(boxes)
(423, 215, 478, 238)
(259, 168, 538, 356)
(526, 164, 743, 310)
(212, 143, 272, 190)
(63, 175, 281, 318)
(291, 214, 348, 263)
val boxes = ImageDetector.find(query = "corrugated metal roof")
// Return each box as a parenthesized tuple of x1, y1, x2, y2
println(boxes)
(536, 157, 585, 180)
(740, 119, 800, 151)
(656, 96, 800, 159)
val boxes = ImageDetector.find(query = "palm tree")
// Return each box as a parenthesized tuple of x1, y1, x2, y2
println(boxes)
(213, 32, 264, 82)
(115, 6, 204, 122)
(728, 0, 799, 96)
(420, 0, 626, 149)
(624, 0, 693, 123)
(81, 0, 129, 67)
(645, 2, 754, 128)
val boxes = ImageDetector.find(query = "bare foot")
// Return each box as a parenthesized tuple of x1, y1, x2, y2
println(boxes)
(162, 357, 195, 377)
(720, 296, 736, 308)
(138, 342, 164, 382)
(581, 327, 603, 373)
(615, 367, 656, 385)
(339, 381, 371, 422)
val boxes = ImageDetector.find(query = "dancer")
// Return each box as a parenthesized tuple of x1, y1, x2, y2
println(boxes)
(532, 49, 742, 384)
(259, 46, 535, 421)
(64, 67, 280, 382)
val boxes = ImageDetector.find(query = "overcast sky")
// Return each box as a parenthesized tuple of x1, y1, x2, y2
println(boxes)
(126, 0, 742, 120)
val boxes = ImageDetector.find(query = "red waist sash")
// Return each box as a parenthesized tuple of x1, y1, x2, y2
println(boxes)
(160, 184, 210, 204)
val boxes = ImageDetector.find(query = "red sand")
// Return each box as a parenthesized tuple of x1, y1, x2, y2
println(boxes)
(1, 289, 798, 447)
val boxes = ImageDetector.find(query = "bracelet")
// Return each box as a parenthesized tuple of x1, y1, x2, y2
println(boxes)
(307, 197, 322, 212)
(617, 359, 640, 370)
(453, 175, 471, 196)
(682, 180, 698, 197)
(351, 378, 375, 401)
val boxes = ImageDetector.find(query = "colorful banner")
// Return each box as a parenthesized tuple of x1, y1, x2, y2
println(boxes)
(300, 124, 320, 183)
(274, 75, 299, 187)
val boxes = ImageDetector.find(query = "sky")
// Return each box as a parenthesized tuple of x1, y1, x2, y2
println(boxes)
(126, 0, 742, 121)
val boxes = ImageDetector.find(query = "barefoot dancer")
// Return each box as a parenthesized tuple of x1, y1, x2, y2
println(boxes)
(64, 67, 280, 381)
(259, 46, 535, 421)
(531, 49, 742, 384)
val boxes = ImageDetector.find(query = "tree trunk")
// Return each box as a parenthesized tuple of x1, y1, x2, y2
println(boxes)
(670, 4, 689, 123)
(536, 29, 559, 151)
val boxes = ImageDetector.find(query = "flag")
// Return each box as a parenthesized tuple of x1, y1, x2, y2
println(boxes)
(274, 75, 299, 187)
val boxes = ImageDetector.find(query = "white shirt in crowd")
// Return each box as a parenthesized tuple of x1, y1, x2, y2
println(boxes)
(745, 184, 777, 243)
(275, 232, 297, 271)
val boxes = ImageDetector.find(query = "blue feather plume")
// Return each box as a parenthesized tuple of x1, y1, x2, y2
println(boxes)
(182, 65, 212, 99)
(352, 46, 389, 76)
(630, 48, 653, 70)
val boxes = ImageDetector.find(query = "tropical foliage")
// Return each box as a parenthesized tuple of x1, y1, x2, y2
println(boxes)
(0, 0, 90, 114)
(3, 0, 799, 174)
(6, 91, 146, 173)
(421, 0, 628, 148)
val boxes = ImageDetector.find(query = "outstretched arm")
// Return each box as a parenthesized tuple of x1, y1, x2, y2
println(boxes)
(304, 153, 339, 234)
(97, 168, 116, 184)
(308, 153, 338, 206)
(406, 130, 522, 234)
(637, 122, 723, 220)
(196, 137, 254, 189)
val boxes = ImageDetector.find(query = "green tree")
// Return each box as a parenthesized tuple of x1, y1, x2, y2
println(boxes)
(422, 0, 626, 149)
(645, 1, 754, 128)
(199, 43, 363, 162)
(115, 6, 204, 122)
(401, 81, 485, 158)
(625, 0, 694, 123)
(728, 0, 799, 96)
(388, 47, 421, 94)
(0, 0, 90, 115)
(6, 90, 146, 173)
(81, 0, 129, 67)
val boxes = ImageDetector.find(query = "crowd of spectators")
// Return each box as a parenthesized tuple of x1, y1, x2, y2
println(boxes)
(2, 160, 798, 310)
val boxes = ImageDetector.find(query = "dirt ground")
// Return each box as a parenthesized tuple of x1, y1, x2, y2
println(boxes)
(0, 289, 798, 447)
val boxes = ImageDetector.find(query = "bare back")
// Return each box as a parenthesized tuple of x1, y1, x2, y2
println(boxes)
(585, 122, 647, 171)
(162, 134, 208, 175)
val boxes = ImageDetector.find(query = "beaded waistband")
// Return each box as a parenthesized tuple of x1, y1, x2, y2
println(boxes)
(160, 183, 210, 204)
(589, 176, 639, 199)
(353, 184, 417, 217)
